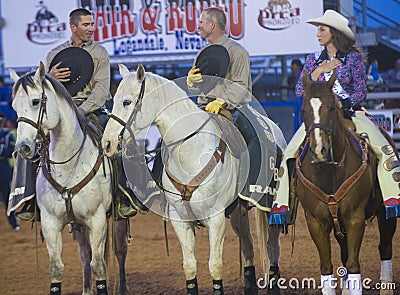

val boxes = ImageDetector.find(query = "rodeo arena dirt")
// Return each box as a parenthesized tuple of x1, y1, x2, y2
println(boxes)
(0, 205, 399, 295)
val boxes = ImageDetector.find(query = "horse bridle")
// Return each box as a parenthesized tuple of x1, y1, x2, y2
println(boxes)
(106, 78, 146, 145)
(16, 86, 48, 152)
(305, 102, 343, 166)
(106, 77, 223, 200)
(16, 81, 87, 165)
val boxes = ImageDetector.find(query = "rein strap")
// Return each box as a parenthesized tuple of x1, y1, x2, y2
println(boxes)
(40, 145, 104, 226)
(40, 146, 104, 196)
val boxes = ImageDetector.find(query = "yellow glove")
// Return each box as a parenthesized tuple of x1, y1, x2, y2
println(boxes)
(186, 67, 203, 87)
(205, 99, 226, 114)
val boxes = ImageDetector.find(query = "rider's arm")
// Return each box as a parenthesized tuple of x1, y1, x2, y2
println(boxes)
(78, 46, 111, 114)
(347, 52, 367, 105)
(207, 44, 251, 109)
(295, 53, 317, 97)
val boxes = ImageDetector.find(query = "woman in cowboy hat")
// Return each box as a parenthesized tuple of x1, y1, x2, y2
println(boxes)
(270, 10, 400, 225)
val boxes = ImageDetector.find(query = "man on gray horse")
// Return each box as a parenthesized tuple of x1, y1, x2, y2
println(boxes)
(15, 8, 147, 222)
(187, 7, 282, 294)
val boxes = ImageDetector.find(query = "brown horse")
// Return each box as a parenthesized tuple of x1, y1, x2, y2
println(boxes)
(296, 72, 397, 294)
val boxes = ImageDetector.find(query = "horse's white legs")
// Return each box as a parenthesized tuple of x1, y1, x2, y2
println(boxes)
(207, 213, 226, 294)
(208, 214, 226, 280)
(40, 214, 64, 294)
(171, 218, 199, 294)
(74, 227, 93, 295)
(87, 211, 108, 294)
(171, 219, 197, 279)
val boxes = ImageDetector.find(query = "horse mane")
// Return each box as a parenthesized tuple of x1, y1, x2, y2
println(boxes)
(12, 71, 102, 147)
(145, 71, 189, 103)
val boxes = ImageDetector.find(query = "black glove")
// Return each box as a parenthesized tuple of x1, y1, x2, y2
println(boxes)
(341, 98, 354, 119)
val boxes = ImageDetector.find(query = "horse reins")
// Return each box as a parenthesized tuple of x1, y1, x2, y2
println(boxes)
(164, 130, 227, 201)
(106, 78, 146, 146)
(106, 78, 228, 201)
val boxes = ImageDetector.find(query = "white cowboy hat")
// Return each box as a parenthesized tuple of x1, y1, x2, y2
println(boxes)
(307, 10, 355, 41)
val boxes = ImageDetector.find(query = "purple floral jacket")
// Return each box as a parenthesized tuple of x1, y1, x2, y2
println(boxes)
(295, 49, 367, 106)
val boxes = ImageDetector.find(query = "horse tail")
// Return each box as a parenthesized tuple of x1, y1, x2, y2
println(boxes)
(253, 208, 270, 276)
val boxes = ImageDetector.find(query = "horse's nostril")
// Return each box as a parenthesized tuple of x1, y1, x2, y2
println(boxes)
(22, 144, 31, 155)
(105, 141, 111, 153)
(321, 147, 327, 157)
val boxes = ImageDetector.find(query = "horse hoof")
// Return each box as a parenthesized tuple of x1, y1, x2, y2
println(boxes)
(244, 265, 258, 295)
(267, 266, 280, 295)
(379, 281, 394, 295)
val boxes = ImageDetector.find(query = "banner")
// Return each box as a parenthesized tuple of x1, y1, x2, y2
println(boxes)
(367, 109, 394, 137)
(2, 0, 323, 68)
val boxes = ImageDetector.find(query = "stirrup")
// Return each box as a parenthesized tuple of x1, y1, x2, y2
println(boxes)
(16, 211, 36, 222)
(117, 202, 137, 219)
(117, 183, 149, 214)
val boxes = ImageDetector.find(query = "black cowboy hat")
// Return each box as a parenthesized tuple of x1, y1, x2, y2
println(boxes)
(49, 47, 94, 97)
(195, 44, 230, 93)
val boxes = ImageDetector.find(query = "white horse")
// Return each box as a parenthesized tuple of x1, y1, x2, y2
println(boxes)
(102, 64, 283, 294)
(10, 63, 130, 295)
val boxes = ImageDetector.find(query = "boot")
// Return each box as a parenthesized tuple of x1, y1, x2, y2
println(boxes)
(116, 193, 137, 219)
(117, 183, 149, 215)
(16, 211, 35, 222)
(16, 199, 39, 222)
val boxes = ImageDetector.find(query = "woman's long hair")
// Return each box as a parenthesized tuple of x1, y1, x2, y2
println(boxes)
(330, 26, 367, 62)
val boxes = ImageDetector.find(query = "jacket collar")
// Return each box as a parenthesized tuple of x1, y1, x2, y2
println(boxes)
(316, 48, 347, 65)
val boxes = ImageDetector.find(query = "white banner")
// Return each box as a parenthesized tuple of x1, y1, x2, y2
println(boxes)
(367, 109, 394, 137)
(2, 0, 323, 68)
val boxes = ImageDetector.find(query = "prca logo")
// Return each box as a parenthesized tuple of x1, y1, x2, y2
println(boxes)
(26, 1, 68, 45)
(258, 0, 301, 30)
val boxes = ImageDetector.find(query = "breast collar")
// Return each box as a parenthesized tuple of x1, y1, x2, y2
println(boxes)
(316, 48, 347, 65)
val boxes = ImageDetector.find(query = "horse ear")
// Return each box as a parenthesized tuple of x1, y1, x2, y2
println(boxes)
(9, 68, 20, 83)
(33, 62, 46, 82)
(119, 64, 130, 78)
(302, 70, 311, 86)
(39, 62, 46, 79)
(327, 71, 336, 89)
(137, 64, 145, 83)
